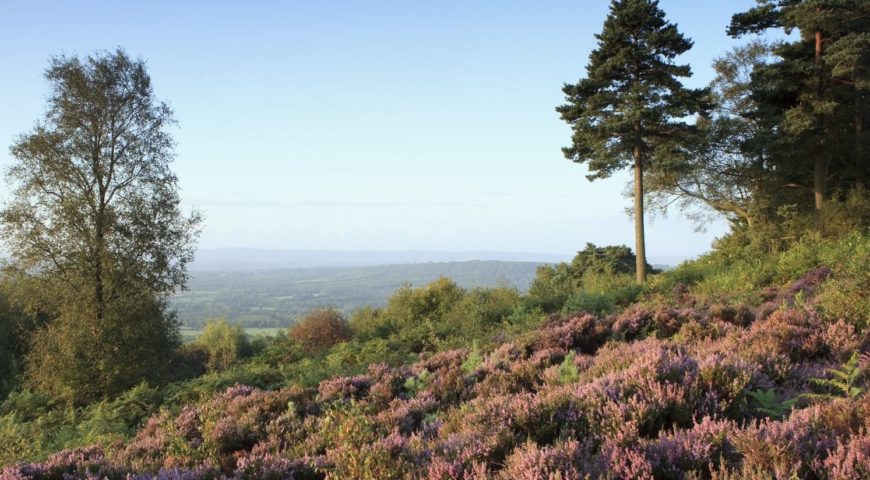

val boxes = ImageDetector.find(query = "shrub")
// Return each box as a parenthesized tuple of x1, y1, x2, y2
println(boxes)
(439, 287, 520, 344)
(815, 231, 870, 329)
(348, 306, 391, 341)
(0, 294, 29, 401)
(461, 342, 484, 375)
(817, 434, 870, 480)
(290, 308, 353, 354)
(562, 290, 616, 316)
(196, 319, 252, 372)
(25, 295, 179, 405)
(528, 263, 576, 312)
(709, 303, 755, 327)
(529, 314, 609, 354)
(529, 244, 651, 312)
(498, 440, 587, 479)
(555, 352, 580, 385)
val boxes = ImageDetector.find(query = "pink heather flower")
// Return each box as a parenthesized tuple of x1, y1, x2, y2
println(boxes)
(498, 440, 587, 480)
(817, 433, 870, 480)
(317, 375, 371, 403)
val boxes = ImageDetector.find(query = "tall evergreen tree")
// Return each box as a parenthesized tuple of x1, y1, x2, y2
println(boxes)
(557, 0, 707, 283)
(730, 0, 870, 209)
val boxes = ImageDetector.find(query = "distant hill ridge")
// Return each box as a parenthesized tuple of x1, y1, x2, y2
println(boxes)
(189, 248, 571, 271)
(190, 248, 681, 271)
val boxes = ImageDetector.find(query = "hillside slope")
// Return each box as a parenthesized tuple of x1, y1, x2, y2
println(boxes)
(3, 232, 869, 479)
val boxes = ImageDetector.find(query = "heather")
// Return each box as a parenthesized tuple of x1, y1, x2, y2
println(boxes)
(2, 230, 868, 479)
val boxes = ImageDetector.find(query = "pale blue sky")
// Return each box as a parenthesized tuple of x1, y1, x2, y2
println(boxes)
(1, 1, 770, 260)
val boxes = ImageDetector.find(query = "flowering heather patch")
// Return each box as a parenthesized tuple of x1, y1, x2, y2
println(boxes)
(0, 446, 124, 480)
(316, 375, 371, 404)
(498, 440, 589, 479)
(817, 434, 870, 480)
(528, 314, 608, 353)
(375, 394, 439, 435)
(6, 266, 870, 479)
(369, 363, 411, 407)
(612, 305, 697, 341)
(410, 350, 472, 404)
(755, 267, 833, 321)
(785, 266, 832, 299)
(708, 303, 755, 327)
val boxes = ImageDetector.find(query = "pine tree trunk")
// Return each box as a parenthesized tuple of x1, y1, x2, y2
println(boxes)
(814, 29, 825, 210)
(633, 145, 647, 284)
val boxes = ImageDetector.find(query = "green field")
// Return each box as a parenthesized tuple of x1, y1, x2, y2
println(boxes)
(179, 326, 286, 342)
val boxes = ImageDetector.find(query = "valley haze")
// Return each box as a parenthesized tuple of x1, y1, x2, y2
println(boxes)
(189, 248, 686, 271)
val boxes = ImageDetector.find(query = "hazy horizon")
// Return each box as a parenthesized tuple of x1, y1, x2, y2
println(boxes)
(189, 247, 690, 271)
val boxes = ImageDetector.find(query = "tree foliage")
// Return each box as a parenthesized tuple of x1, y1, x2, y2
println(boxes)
(196, 319, 252, 372)
(647, 41, 777, 228)
(728, 0, 870, 210)
(529, 243, 651, 312)
(290, 308, 353, 353)
(557, 0, 708, 283)
(1, 49, 201, 402)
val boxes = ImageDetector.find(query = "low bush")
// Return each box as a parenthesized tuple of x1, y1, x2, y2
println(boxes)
(289, 308, 353, 354)
(196, 319, 253, 372)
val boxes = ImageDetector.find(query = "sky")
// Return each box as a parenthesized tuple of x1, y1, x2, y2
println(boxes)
(0, 1, 773, 262)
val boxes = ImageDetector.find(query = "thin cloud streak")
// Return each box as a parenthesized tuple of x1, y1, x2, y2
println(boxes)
(189, 199, 486, 209)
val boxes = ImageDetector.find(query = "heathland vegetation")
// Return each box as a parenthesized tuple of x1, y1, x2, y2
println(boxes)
(0, 0, 868, 478)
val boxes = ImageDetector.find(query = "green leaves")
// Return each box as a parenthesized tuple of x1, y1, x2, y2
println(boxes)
(556, 351, 580, 385)
(461, 341, 484, 375)
(558, 0, 706, 178)
(746, 388, 796, 418)
(1, 49, 202, 402)
(805, 351, 866, 401)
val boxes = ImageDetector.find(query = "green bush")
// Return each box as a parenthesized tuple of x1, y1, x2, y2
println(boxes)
(503, 302, 546, 333)
(0, 295, 28, 400)
(25, 295, 179, 405)
(562, 291, 615, 316)
(196, 319, 252, 372)
(529, 244, 651, 312)
(815, 232, 870, 328)
(437, 286, 520, 347)
(528, 263, 576, 312)
(556, 352, 580, 385)
(349, 306, 392, 341)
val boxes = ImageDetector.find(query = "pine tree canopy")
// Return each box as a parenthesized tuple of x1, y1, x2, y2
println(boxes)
(557, 0, 708, 180)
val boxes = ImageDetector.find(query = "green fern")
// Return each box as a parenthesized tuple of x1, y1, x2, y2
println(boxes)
(557, 352, 580, 385)
(746, 388, 796, 418)
(461, 341, 484, 375)
(403, 370, 430, 395)
(804, 351, 865, 401)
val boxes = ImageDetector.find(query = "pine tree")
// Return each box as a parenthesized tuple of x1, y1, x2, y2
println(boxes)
(730, 0, 870, 209)
(557, 0, 707, 284)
